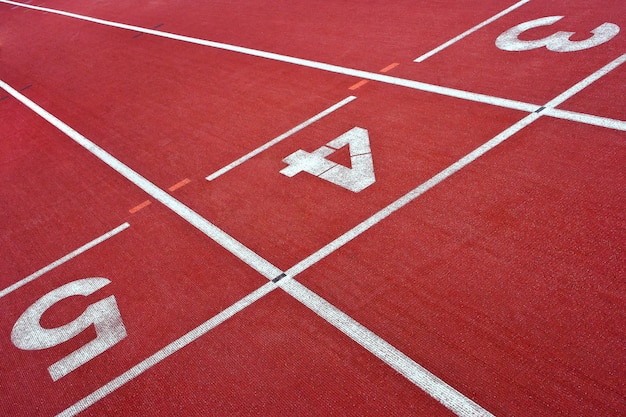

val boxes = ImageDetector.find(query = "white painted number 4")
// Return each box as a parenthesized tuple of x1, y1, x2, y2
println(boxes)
(280, 127, 376, 192)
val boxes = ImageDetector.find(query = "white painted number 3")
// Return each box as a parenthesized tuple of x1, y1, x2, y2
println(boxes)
(280, 127, 376, 192)
(11, 278, 127, 381)
(496, 16, 620, 52)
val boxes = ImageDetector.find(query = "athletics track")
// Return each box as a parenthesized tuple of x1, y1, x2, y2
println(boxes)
(0, 1, 624, 416)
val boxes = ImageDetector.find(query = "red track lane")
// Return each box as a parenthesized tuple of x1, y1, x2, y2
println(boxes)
(558, 64, 626, 121)
(85, 289, 455, 417)
(184, 84, 524, 269)
(396, 0, 626, 105)
(1, 1, 624, 416)
(12, 0, 515, 72)
(0, 8, 354, 189)
(0, 202, 266, 416)
(296, 118, 626, 417)
(0, 100, 145, 288)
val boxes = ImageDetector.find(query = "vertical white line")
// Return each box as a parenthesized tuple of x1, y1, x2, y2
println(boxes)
(0, 223, 130, 299)
(206, 96, 357, 180)
(414, 0, 531, 62)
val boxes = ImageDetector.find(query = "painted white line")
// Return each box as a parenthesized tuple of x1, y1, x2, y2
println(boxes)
(285, 53, 626, 278)
(0, 223, 130, 299)
(56, 281, 277, 417)
(0, 79, 283, 280)
(0, 0, 535, 113)
(544, 53, 626, 107)
(279, 279, 495, 417)
(2, 0, 624, 131)
(207, 96, 357, 181)
(414, 0, 531, 62)
(543, 108, 626, 131)
(285, 113, 540, 277)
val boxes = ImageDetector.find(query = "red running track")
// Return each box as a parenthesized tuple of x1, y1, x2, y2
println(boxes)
(0, 1, 624, 416)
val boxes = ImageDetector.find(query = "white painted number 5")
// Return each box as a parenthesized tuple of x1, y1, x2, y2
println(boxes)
(496, 16, 620, 52)
(11, 278, 127, 381)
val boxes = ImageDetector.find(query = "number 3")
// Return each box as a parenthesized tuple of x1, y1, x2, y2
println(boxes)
(496, 16, 619, 52)
(11, 278, 127, 381)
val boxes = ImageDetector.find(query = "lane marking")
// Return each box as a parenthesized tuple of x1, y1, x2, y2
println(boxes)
(2, 0, 623, 131)
(129, 200, 151, 214)
(0, 0, 536, 113)
(380, 62, 399, 73)
(57, 281, 277, 417)
(543, 108, 626, 131)
(0, 223, 130, 299)
(414, 0, 531, 62)
(168, 178, 191, 191)
(285, 52, 626, 278)
(0, 79, 283, 280)
(1, 81, 500, 416)
(349, 79, 369, 90)
(279, 279, 495, 417)
(206, 95, 357, 181)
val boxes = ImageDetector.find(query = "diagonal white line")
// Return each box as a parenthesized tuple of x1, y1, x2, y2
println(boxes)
(207, 96, 357, 181)
(284, 52, 626, 278)
(2, 0, 623, 131)
(0, 223, 130, 298)
(0, 0, 535, 113)
(0, 79, 283, 280)
(414, 0, 531, 62)
(56, 281, 278, 417)
(279, 279, 495, 417)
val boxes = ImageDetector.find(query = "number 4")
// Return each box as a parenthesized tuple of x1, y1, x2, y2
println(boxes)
(280, 127, 376, 192)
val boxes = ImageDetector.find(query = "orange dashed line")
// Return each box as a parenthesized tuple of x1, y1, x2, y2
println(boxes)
(349, 79, 369, 90)
(129, 200, 151, 214)
(380, 62, 399, 73)
(168, 178, 191, 191)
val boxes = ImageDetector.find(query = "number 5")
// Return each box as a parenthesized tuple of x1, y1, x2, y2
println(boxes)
(11, 278, 127, 381)
(496, 16, 619, 52)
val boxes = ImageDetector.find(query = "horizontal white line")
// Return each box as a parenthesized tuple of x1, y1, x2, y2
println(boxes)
(414, 0, 531, 62)
(543, 108, 626, 131)
(0, 222, 130, 299)
(279, 279, 495, 417)
(57, 281, 277, 417)
(207, 96, 357, 181)
(0, 79, 283, 280)
(2, 0, 623, 131)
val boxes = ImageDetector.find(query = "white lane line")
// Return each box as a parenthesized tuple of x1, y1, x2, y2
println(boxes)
(0, 79, 283, 280)
(414, 0, 531, 62)
(285, 112, 541, 277)
(0, 0, 536, 113)
(0, 223, 129, 299)
(207, 96, 357, 181)
(542, 108, 626, 131)
(56, 281, 277, 417)
(279, 279, 495, 417)
(285, 52, 626, 278)
(3, 1, 624, 132)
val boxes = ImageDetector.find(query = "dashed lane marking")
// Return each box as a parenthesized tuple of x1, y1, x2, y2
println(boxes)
(0, 81, 498, 417)
(0, 223, 130, 299)
(168, 178, 191, 191)
(129, 200, 151, 214)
